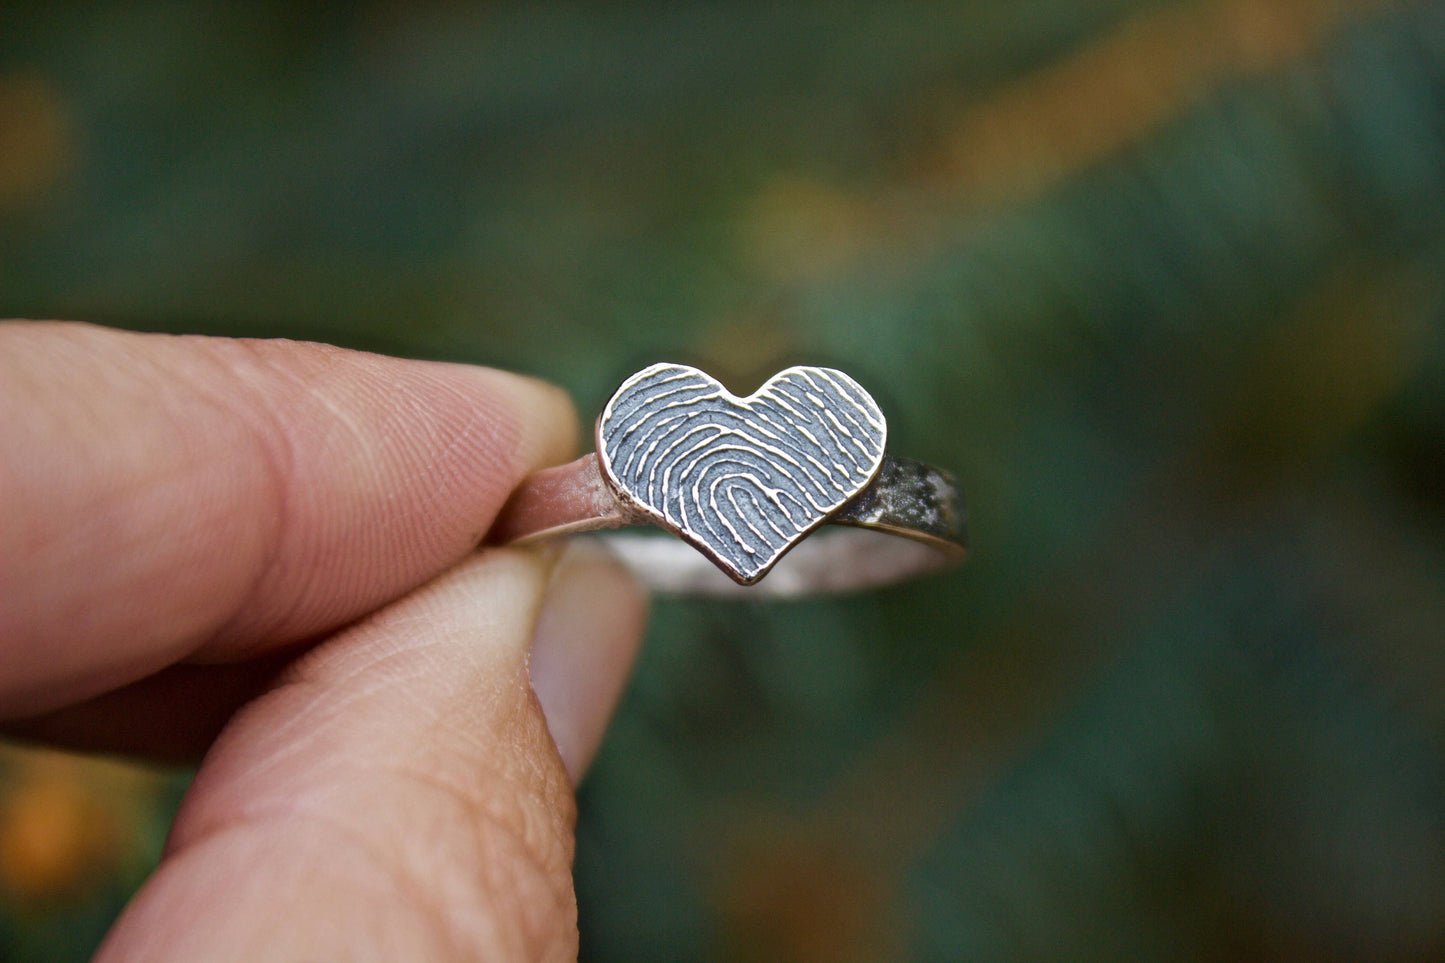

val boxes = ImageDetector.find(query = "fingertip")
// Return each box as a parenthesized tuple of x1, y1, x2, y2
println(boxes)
(97, 546, 587, 962)
(447, 364, 580, 477)
(508, 373, 581, 474)
(193, 347, 580, 655)
(0, 321, 590, 710)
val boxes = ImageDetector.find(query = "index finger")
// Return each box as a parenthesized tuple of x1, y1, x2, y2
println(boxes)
(0, 321, 577, 716)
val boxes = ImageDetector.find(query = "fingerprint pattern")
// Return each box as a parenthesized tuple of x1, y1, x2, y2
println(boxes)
(598, 363, 887, 583)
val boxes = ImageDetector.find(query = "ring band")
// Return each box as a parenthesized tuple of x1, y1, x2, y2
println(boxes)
(488, 363, 966, 596)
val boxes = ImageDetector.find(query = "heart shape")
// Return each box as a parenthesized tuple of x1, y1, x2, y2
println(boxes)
(597, 363, 887, 583)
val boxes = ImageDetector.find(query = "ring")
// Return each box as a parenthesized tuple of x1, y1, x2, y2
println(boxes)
(488, 363, 967, 596)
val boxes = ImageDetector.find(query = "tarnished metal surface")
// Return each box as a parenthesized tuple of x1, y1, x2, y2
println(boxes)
(833, 455, 965, 549)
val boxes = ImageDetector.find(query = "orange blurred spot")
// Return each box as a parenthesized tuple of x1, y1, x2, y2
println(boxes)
(720, 825, 905, 963)
(0, 769, 119, 903)
(0, 746, 164, 906)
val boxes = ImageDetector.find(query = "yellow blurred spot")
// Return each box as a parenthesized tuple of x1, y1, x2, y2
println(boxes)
(936, 0, 1397, 209)
(737, 175, 878, 283)
(696, 309, 796, 386)
(732, 0, 1397, 291)
(1206, 254, 1440, 482)
(0, 71, 76, 210)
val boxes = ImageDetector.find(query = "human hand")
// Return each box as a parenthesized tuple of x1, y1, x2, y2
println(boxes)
(0, 321, 648, 961)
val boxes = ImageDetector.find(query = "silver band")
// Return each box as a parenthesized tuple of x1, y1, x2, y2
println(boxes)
(487, 363, 966, 596)
(488, 453, 965, 596)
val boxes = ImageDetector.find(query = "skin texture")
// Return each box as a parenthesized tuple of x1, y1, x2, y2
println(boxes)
(0, 321, 648, 961)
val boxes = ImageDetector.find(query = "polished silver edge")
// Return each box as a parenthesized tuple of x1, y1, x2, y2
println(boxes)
(584, 525, 956, 597)
(488, 452, 966, 595)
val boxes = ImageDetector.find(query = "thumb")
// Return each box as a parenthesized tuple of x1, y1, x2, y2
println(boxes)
(95, 545, 647, 963)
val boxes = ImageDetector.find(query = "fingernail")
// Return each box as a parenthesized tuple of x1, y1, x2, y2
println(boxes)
(528, 539, 649, 784)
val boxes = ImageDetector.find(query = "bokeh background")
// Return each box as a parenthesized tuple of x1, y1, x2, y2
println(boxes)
(3, 1, 1445, 960)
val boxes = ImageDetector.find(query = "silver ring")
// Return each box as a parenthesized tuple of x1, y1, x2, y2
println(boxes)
(488, 363, 966, 596)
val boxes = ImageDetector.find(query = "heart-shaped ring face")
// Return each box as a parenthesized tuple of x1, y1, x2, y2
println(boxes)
(598, 363, 887, 584)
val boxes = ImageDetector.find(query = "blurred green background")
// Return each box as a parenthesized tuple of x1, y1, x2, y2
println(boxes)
(3, 1, 1445, 960)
